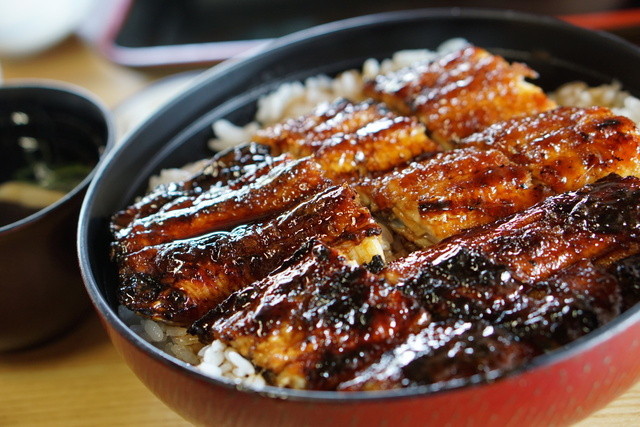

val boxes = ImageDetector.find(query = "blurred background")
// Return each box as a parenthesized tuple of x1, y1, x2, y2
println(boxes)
(3, 0, 640, 136)
(4, 0, 640, 66)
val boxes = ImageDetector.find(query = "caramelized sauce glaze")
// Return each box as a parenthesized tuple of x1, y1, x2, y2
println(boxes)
(111, 44, 640, 391)
(116, 185, 381, 325)
(364, 46, 556, 145)
(254, 98, 440, 181)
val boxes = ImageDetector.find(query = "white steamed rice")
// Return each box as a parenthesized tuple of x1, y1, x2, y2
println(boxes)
(120, 38, 640, 388)
(208, 37, 471, 152)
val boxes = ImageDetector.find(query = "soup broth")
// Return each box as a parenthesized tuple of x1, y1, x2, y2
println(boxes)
(0, 106, 101, 227)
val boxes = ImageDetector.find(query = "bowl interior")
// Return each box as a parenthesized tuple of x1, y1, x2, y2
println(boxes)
(80, 8, 640, 400)
(0, 84, 111, 231)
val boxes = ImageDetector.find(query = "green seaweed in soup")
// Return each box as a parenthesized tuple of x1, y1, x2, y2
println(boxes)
(0, 108, 101, 227)
(12, 139, 94, 193)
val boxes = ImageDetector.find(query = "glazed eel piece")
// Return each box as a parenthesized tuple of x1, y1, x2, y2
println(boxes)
(391, 174, 640, 284)
(111, 155, 330, 257)
(357, 106, 640, 248)
(252, 98, 440, 182)
(111, 142, 275, 231)
(116, 185, 384, 326)
(458, 106, 640, 193)
(357, 147, 549, 247)
(363, 45, 556, 147)
(343, 274, 635, 391)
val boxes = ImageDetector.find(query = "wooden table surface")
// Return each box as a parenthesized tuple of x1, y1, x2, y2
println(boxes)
(0, 35, 639, 427)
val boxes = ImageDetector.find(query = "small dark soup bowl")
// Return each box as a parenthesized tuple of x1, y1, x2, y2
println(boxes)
(0, 82, 113, 351)
(78, 8, 640, 426)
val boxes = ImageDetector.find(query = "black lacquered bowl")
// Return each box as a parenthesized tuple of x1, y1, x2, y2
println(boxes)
(78, 8, 640, 426)
(0, 81, 113, 351)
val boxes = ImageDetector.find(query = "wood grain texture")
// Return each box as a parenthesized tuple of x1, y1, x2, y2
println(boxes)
(0, 314, 189, 426)
(0, 36, 172, 109)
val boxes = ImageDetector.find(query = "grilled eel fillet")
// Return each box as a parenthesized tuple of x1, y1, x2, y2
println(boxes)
(339, 319, 537, 391)
(363, 45, 556, 147)
(458, 106, 640, 193)
(111, 143, 275, 231)
(112, 154, 330, 257)
(116, 185, 383, 326)
(252, 98, 440, 182)
(357, 147, 549, 247)
(190, 241, 429, 390)
(358, 106, 640, 247)
(386, 174, 640, 284)
(192, 175, 640, 390)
